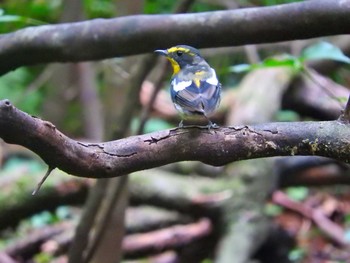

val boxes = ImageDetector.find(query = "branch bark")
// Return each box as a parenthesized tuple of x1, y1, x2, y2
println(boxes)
(1, 99, 350, 178)
(1, 0, 350, 74)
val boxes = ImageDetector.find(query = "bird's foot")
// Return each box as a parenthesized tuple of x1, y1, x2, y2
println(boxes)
(178, 120, 184, 128)
(206, 121, 219, 131)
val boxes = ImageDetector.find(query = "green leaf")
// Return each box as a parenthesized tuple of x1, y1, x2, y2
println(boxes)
(56, 206, 71, 220)
(0, 15, 46, 25)
(30, 211, 55, 227)
(261, 55, 301, 70)
(264, 203, 283, 216)
(230, 54, 302, 73)
(131, 118, 172, 134)
(33, 252, 54, 263)
(288, 248, 305, 261)
(275, 110, 300, 122)
(286, 187, 309, 201)
(0, 15, 25, 23)
(229, 64, 254, 73)
(302, 41, 350, 64)
(144, 118, 173, 133)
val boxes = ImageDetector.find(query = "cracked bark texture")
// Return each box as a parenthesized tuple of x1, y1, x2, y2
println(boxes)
(1, 99, 350, 179)
(1, 0, 350, 75)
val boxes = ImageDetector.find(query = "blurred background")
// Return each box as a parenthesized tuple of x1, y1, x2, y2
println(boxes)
(1, 0, 350, 262)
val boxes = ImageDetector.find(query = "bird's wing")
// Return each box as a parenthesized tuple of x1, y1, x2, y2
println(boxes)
(171, 78, 221, 115)
(197, 80, 221, 115)
(171, 81, 203, 114)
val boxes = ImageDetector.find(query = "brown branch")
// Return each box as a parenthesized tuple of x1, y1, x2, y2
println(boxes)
(122, 218, 212, 256)
(2, 99, 350, 179)
(1, 0, 350, 75)
(0, 253, 18, 263)
(5, 223, 71, 259)
(276, 156, 350, 188)
(123, 251, 178, 263)
(37, 219, 209, 259)
(272, 191, 347, 246)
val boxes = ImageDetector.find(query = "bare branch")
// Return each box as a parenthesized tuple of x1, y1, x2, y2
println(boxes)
(1, 99, 350, 179)
(1, 0, 350, 75)
(122, 218, 211, 256)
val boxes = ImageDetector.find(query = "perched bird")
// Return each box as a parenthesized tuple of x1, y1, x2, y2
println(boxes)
(155, 45, 221, 127)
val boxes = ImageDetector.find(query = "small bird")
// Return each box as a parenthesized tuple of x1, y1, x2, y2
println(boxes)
(155, 45, 221, 128)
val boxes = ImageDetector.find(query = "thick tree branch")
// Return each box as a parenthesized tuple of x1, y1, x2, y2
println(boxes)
(1, 0, 350, 75)
(1, 99, 350, 178)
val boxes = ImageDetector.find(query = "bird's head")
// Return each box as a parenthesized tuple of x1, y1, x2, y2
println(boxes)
(155, 45, 203, 75)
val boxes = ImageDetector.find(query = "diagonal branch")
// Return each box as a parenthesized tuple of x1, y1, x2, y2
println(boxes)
(1, 99, 350, 178)
(1, 0, 350, 75)
(339, 93, 350, 123)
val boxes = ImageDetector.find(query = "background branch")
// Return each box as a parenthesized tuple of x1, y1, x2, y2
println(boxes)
(1, 0, 350, 75)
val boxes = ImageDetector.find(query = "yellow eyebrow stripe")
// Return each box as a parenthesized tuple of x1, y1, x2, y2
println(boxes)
(167, 47, 190, 53)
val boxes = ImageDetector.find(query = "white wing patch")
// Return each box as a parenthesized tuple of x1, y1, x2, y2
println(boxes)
(206, 69, 219, 86)
(172, 79, 192, 92)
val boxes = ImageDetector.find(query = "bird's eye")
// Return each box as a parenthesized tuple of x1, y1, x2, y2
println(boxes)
(176, 51, 183, 56)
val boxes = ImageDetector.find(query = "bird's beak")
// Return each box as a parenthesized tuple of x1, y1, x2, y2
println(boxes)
(154, 49, 168, 56)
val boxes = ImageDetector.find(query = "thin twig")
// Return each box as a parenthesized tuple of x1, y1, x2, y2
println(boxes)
(16, 66, 53, 104)
(304, 66, 350, 123)
(137, 61, 170, 134)
(340, 94, 350, 122)
(302, 68, 344, 109)
(32, 166, 55, 195)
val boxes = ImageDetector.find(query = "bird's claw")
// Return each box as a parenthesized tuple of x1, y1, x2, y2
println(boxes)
(207, 121, 219, 131)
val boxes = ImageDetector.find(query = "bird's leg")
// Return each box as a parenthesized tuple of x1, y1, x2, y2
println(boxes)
(178, 119, 184, 128)
(207, 120, 219, 131)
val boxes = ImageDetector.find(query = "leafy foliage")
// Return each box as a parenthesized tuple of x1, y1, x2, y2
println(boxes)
(0, 2, 58, 33)
(0, 68, 43, 115)
(264, 203, 283, 216)
(301, 41, 350, 64)
(260, 0, 304, 5)
(286, 187, 309, 201)
(231, 41, 350, 73)
(84, 0, 116, 18)
(0, 9, 46, 26)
